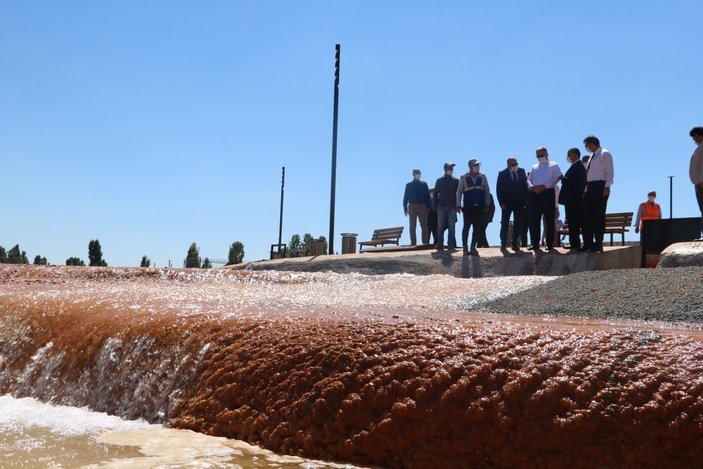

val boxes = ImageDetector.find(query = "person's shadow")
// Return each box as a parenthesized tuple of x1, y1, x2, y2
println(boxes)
(460, 253, 483, 278)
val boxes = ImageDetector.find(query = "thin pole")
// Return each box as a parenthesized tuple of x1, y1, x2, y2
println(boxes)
(668, 175, 674, 219)
(328, 44, 340, 255)
(278, 166, 285, 246)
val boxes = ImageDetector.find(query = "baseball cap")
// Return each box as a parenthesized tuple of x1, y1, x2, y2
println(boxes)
(468, 158, 480, 167)
(443, 162, 456, 170)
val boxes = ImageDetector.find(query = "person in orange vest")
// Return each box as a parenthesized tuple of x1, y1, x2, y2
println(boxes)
(634, 190, 662, 234)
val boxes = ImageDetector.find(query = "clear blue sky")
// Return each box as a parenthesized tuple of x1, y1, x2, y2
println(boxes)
(1, 1, 701, 266)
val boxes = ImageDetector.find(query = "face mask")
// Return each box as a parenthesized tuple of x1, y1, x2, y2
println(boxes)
(445, 170, 453, 176)
(470, 166, 479, 174)
(648, 196, 655, 203)
(414, 174, 421, 181)
(509, 165, 518, 173)
(537, 156, 547, 163)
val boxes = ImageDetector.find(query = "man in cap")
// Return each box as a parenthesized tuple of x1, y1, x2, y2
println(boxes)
(689, 126, 703, 240)
(456, 158, 491, 256)
(432, 162, 459, 250)
(527, 147, 562, 251)
(496, 157, 528, 250)
(403, 169, 431, 245)
(634, 191, 661, 235)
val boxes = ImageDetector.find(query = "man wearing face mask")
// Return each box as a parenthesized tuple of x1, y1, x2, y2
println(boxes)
(527, 147, 562, 251)
(634, 191, 661, 235)
(582, 135, 615, 252)
(403, 169, 431, 245)
(558, 148, 586, 250)
(496, 157, 528, 251)
(456, 158, 491, 256)
(432, 162, 459, 251)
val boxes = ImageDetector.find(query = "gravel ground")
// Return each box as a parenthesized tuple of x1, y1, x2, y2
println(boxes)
(481, 266, 703, 323)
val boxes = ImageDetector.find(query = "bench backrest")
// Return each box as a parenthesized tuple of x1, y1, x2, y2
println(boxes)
(372, 227, 404, 240)
(604, 212, 633, 228)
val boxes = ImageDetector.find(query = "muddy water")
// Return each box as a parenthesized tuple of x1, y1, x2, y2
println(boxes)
(2, 265, 703, 468)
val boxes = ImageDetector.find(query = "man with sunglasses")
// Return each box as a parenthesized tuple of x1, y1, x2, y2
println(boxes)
(582, 135, 614, 252)
(496, 157, 528, 250)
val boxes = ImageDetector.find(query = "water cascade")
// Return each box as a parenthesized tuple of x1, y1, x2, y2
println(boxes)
(1, 265, 703, 468)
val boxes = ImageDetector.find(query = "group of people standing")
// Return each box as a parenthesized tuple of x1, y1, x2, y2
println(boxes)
(403, 134, 615, 255)
(404, 127, 703, 255)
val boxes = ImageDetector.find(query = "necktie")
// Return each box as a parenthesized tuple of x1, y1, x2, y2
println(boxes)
(512, 171, 517, 183)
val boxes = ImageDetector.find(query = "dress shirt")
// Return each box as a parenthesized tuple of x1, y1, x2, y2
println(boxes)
(586, 147, 615, 188)
(690, 142, 703, 185)
(527, 160, 562, 189)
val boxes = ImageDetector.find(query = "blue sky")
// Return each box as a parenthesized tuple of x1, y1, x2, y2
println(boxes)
(1, 1, 701, 266)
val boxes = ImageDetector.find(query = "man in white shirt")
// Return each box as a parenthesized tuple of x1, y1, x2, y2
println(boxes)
(582, 135, 615, 252)
(527, 147, 562, 251)
(689, 126, 703, 240)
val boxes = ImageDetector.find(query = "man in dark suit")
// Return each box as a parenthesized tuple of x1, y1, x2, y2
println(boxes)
(558, 148, 586, 250)
(496, 157, 529, 250)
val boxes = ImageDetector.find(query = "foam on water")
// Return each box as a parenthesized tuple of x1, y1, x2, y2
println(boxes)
(0, 395, 366, 468)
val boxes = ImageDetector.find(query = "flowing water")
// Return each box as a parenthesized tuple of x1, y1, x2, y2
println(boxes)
(0, 395, 364, 468)
(2, 265, 703, 468)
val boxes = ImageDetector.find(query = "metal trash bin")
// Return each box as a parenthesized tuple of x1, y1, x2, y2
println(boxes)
(341, 233, 358, 254)
(308, 238, 325, 256)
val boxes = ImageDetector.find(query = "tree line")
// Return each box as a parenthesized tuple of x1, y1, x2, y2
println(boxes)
(0, 239, 246, 269)
(184, 241, 245, 268)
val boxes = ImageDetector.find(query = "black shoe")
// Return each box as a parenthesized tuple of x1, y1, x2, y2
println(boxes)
(463, 247, 470, 256)
(589, 246, 603, 253)
(511, 244, 520, 252)
(577, 247, 590, 252)
(470, 247, 479, 256)
(527, 245, 540, 251)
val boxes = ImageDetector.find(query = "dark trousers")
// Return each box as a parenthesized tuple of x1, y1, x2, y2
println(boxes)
(697, 186, 703, 236)
(582, 181, 609, 249)
(563, 201, 582, 249)
(500, 203, 523, 247)
(529, 189, 555, 249)
(462, 206, 484, 248)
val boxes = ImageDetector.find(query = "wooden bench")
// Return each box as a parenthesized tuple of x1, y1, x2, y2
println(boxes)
(359, 227, 404, 252)
(557, 212, 633, 246)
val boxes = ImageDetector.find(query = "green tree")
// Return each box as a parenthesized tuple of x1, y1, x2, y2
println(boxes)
(185, 242, 201, 268)
(7, 245, 29, 264)
(319, 235, 328, 255)
(302, 233, 314, 256)
(140, 255, 151, 268)
(227, 241, 245, 265)
(287, 234, 302, 258)
(33, 255, 48, 265)
(88, 239, 107, 266)
(202, 257, 212, 269)
(66, 257, 86, 266)
(0, 246, 7, 263)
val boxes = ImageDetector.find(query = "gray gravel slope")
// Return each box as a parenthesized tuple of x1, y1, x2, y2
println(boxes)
(481, 266, 703, 323)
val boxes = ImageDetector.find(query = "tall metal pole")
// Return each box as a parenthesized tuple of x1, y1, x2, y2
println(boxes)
(328, 44, 340, 255)
(278, 166, 285, 246)
(668, 175, 674, 219)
